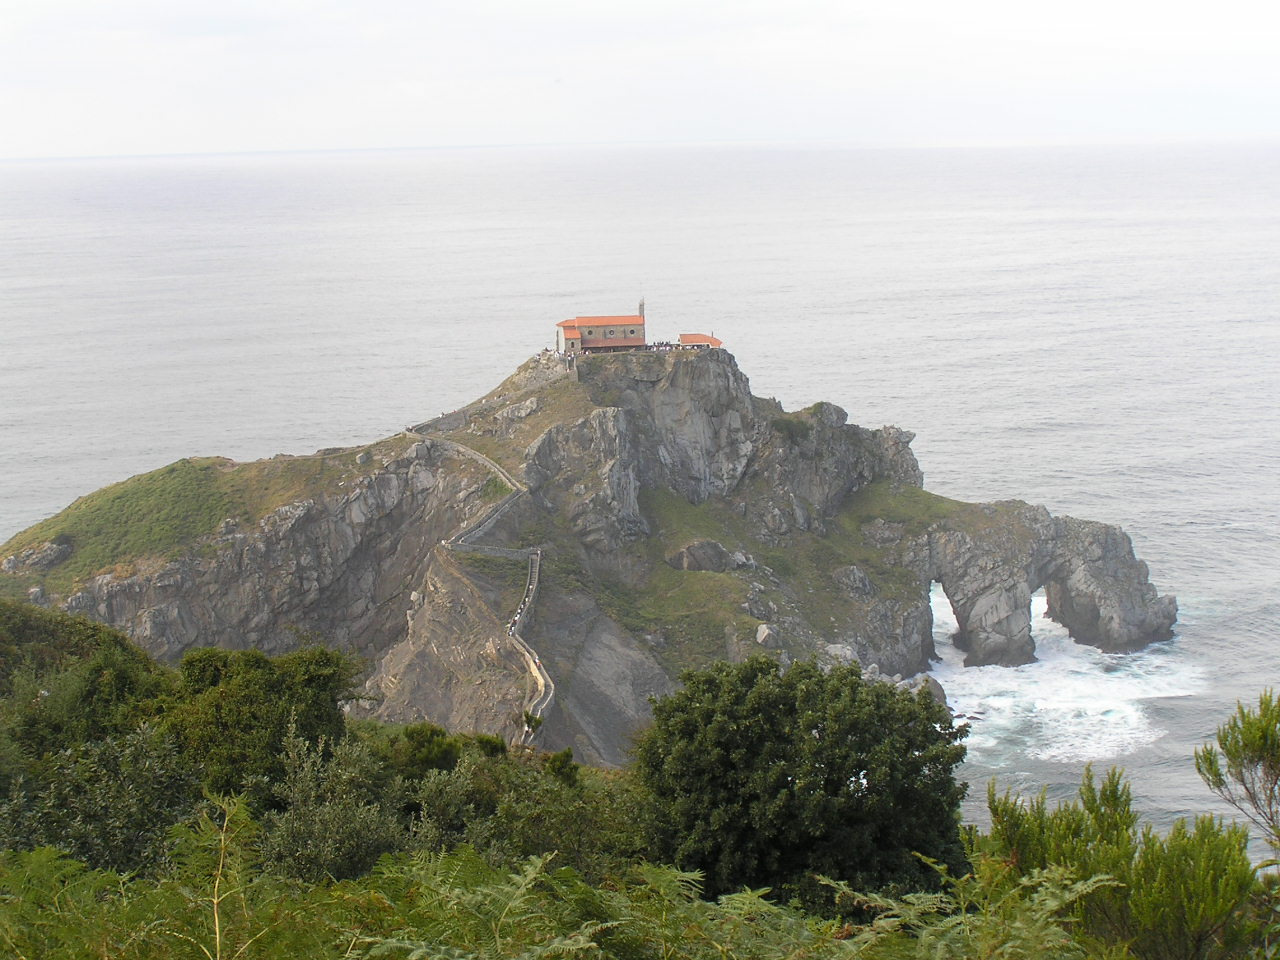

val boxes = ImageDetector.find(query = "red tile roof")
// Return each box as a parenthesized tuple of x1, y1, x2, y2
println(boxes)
(679, 333, 722, 347)
(557, 315, 644, 327)
(560, 327, 580, 338)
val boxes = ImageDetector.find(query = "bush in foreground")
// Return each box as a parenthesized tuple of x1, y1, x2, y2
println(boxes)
(634, 655, 969, 906)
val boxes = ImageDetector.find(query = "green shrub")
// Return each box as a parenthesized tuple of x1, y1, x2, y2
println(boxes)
(837, 855, 1118, 959)
(0, 599, 147, 696)
(986, 767, 1259, 960)
(161, 646, 360, 795)
(635, 655, 969, 907)
(260, 733, 408, 882)
(481, 474, 513, 501)
(349, 718, 463, 781)
(0, 726, 198, 874)
(5, 641, 170, 763)
(414, 747, 648, 883)
(771, 416, 812, 443)
(1196, 688, 1280, 851)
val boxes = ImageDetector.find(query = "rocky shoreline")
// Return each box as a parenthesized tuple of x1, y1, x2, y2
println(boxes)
(2, 349, 1176, 764)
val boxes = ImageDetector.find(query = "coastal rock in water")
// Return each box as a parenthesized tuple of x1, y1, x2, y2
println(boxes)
(0, 348, 1178, 764)
(1043, 517, 1178, 652)
(917, 503, 1176, 666)
(901, 673, 948, 707)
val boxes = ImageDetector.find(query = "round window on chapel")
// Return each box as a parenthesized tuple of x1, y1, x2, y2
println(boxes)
(607, 328, 615, 337)
(586, 329, 593, 336)
(629, 328, 635, 336)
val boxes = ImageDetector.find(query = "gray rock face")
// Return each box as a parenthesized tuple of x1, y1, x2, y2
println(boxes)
(756, 623, 780, 647)
(912, 503, 1176, 666)
(522, 589, 676, 766)
(2, 540, 71, 573)
(846, 594, 936, 677)
(666, 539, 733, 572)
(1043, 517, 1178, 653)
(833, 564, 877, 598)
(10, 348, 1177, 764)
(56, 446, 488, 667)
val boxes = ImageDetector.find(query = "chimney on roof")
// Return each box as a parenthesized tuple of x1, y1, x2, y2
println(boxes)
(638, 298, 645, 319)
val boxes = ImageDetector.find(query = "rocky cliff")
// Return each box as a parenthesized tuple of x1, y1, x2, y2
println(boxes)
(1, 349, 1177, 765)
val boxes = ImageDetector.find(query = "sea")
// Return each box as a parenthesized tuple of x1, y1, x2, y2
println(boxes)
(2, 142, 1278, 840)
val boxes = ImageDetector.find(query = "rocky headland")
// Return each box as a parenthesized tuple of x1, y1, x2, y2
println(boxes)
(0, 349, 1176, 764)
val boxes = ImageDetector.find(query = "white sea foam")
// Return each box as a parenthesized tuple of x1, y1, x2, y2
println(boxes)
(929, 585, 1205, 766)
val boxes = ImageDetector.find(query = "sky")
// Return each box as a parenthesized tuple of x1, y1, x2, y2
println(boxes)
(2, 0, 1279, 159)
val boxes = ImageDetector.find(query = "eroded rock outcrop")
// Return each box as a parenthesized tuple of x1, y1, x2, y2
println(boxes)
(1, 347, 1177, 764)
(908, 503, 1176, 666)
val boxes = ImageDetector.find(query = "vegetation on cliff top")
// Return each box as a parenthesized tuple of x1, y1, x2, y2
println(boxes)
(622, 481, 1026, 662)
(0, 435, 411, 594)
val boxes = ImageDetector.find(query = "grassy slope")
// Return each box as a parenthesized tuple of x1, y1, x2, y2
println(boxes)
(1, 435, 412, 595)
(607, 482, 1028, 669)
(537, 482, 990, 675)
(455, 554, 529, 612)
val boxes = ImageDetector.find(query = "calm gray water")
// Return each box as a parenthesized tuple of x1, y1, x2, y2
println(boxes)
(2, 143, 1279, 835)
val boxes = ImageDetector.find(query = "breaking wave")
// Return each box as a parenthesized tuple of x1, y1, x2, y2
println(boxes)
(928, 584, 1205, 766)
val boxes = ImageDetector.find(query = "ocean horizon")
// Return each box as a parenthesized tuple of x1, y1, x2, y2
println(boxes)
(3, 140, 1278, 837)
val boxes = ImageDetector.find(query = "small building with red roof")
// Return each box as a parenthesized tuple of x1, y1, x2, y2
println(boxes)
(556, 306, 646, 354)
(554, 302, 724, 355)
(678, 333, 723, 349)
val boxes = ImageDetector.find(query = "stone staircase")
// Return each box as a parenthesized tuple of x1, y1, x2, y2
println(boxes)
(405, 431, 555, 744)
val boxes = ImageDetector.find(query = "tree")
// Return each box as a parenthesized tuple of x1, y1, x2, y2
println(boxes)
(348, 717, 463, 782)
(410, 743, 644, 883)
(161, 646, 360, 795)
(5, 643, 168, 763)
(0, 725, 199, 873)
(1195, 688, 1280, 851)
(259, 731, 408, 882)
(633, 655, 969, 905)
(0, 597, 147, 697)
(986, 767, 1259, 960)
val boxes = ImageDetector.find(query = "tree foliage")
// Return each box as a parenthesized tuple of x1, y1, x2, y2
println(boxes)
(349, 717, 464, 782)
(5, 643, 168, 763)
(0, 602, 170, 774)
(1196, 688, 1280, 851)
(634, 655, 969, 904)
(0, 726, 198, 874)
(160, 646, 360, 795)
(837, 855, 1121, 960)
(4, 598, 1280, 957)
(0, 597, 145, 697)
(260, 731, 408, 882)
(415, 744, 648, 883)
(986, 766, 1259, 960)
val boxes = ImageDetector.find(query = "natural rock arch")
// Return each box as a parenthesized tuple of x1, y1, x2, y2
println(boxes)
(923, 504, 1176, 666)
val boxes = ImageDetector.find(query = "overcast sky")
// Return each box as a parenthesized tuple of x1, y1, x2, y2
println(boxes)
(2, 0, 1278, 159)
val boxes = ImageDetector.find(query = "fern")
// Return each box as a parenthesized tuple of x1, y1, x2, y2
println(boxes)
(833, 856, 1118, 959)
(356, 848, 617, 959)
